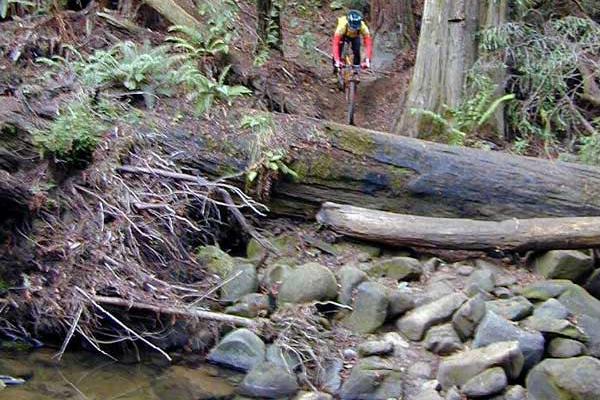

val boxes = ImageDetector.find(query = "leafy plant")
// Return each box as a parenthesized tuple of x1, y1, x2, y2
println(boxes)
(167, 24, 230, 58)
(580, 134, 600, 166)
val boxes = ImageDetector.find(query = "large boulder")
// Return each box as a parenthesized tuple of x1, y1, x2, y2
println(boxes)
(466, 269, 496, 296)
(197, 245, 234, 277)
(423, 324, 463, 355)
(519, 280, 573, 301)
(367, 256, 423, 281)
(220, 262, 258, 303)
(339, 357, 403, 400)
(207, 328, 265, 372)
(343, 282, 389, 334)
(397, 293, 467, 341)
(558, 284, 600, 357)
(387, 288, 415, 319)
(452, 294, 486, 341)
(532, 298, 569, 319)
(534, 250, 593, 282)
(485, 296, 533, 321)
(473, 311, 544, 371)
(238, 362, 299, 398)
(547, 338, 586, 358)
(278, 263, 338, 304)
(526, 357, 600, 400)
(437, 341, 524, 389)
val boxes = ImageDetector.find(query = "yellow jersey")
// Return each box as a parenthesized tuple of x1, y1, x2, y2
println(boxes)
(334, 16, 370, 38)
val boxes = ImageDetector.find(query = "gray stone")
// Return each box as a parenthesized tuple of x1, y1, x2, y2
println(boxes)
(367, 256, 423, 281)
(408, 361, 433, 379)
(417, 280, 456, 306)
(397, 293, 467, 340)
(462, 367, 507, 397)
(495, 274, 518, 287)
(456, 263, 474, 276)
(584, 268, 600, 299)
(547, 338, 586, 358)
(445, 386, 461, 400)
(452, 294, 487, 341)
(533, 298, 569, 319)
(535, 250, 594, 282)
(526, 356, 600, 400)
(278, 263, 338, 304)
(207, 329, 265, 372)
(337, 266, 368, 305)
(423, 257, 444, 273)
(225, 293, 271, 318)
(319, 358, 343, 394)
(357, 340, 393, 357)
(220, 263, 258, 303)
(519, 280, 573, 301)
(467, 269, 496, 296)
(558, 284, 600, 356)
(261, 264, 293, 291)
(492, 287, 514, 298)
(294, 392, 333, 400)
(521, 316, 588, 341)
(387, 288, 415, 319)
(339, 364, 403, 400)
(504, 385, 527, 400)
(197, 245, 234, 277)
(238, 362, 298, 398)
(414, 388, 443, 400)
(266, 344, 302, 372)
(424, 324, 463, 355)
(344, 282, 389, 334)
(474, 311, 544, 371)
(382, 332, 410, 356)
(437, 341, 524, 389)
(486, 296, 533, 321)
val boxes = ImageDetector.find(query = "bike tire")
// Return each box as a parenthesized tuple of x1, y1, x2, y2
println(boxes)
(347, 80, 356, 126)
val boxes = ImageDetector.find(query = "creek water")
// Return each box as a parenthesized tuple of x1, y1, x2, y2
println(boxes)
(0, 348, 242, 400)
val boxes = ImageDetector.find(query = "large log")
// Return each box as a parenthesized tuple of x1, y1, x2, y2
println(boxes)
(168, 113, 600, 219)
(317, 202, 600, 251)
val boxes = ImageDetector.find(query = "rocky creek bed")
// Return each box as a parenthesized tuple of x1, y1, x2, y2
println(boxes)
(3, 224, 600, 400)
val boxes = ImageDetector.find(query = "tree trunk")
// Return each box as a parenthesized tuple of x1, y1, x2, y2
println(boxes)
(170, 114, 600, 220)
(317, 202, 600, 252)
(256, 0, 282, 53)
(371, 0, 416, 69)
(394, 0, 507, 138)
(143, 0, 200, 28)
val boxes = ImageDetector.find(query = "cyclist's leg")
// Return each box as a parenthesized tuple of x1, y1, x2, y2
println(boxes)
(351, 36, 361, 66)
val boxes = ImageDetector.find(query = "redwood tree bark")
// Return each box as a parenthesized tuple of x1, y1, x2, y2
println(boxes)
(371, 0, 416, 69)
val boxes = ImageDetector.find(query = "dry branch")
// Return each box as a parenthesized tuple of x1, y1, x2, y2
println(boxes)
(317, 202, 600, 252)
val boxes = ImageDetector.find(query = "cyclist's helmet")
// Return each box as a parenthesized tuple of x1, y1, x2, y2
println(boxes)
(347, 10, 363, 31)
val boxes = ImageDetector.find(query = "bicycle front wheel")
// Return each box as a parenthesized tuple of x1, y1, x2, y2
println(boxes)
(347, 80, 356, 126)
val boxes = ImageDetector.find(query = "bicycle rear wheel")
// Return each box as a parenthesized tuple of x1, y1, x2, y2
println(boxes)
(347, 80, 356, 125)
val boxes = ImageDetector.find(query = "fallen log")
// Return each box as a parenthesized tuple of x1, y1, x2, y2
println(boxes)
(170, 114, 600, 219)
(317, 202, 600, 252)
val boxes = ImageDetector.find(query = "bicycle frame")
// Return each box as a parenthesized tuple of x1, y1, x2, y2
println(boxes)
(337, 47, 360, 125)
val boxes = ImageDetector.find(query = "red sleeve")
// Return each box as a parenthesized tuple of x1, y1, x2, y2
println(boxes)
(364, 36, 373, 59)
(332, 34, 342, 62)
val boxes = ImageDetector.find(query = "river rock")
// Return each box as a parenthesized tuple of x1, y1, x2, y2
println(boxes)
(266, 344, 302, 372)
(319, 358, 344, 394)
(437, 341, 524, 389)
(423, 324, 463, 355)
(417, 280, 457, 305)
(558, 284, 600, 356)
(238, 362, 299, 398)
(452, 294, 486, 341)
(294, 392, 333, 400)
(357, 340, 394, 357)
(261, 263, 293, 291)
(473, 311, 544, 371)
(466, 269, 495, 296)
(414, 388, 443, 400)
(526, 356, 600, 400)
(445, 386, 461, 400)
(521, 316, 588, 341)
(367, 256, 423, 281)
(278, 263, 338, 304)
(397, 293, 467, 341)
(532, 298, 569, 319)
(461, 367, 507, 397)
(337, 265, 368, 305)
(547, 338, 586, 358)
(220, 263, 258, 303)
(387, 288, 415, 319)
(534, 250, 593, 282)
(339, 358, 403, 400)
(408, 361, 434, 379)
(225, 293, 271, 318)
(485, 296, 533, 321)
(197, 245, 234, 277)
(344, 281, 389, 334)
(207, 328, 265, 372)
(584, 268, 600, 299)
(505, 385, 527, 400)
(519, 280, 573, 301)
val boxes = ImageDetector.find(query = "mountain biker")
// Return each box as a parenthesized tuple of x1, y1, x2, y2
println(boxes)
(332, 10, 373, 72)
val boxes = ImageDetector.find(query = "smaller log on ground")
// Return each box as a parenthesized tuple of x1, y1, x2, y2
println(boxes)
(317, 202, 600, 252)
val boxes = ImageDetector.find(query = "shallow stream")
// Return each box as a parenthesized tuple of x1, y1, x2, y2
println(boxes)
(0, 348, 241, 400)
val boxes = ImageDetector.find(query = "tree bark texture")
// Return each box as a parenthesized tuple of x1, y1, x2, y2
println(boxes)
(371, 0, 416, 69)
(256, 0, 282, 52)
(317, 202, 600, 252)
(169, 114, 600, 220)
(394, 0, 507, 138)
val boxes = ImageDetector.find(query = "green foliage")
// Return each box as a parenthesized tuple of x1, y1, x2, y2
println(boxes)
(246, 150, 298, 184)
(580, 133, 600, 166)
(477, 16, 600, 154)
(298, 32, 319, 65)
(167, 25, 230, 57)
(33, 100, 107, 166)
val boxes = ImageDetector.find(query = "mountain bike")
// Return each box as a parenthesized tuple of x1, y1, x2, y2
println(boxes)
(336, 46, 361, 126)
